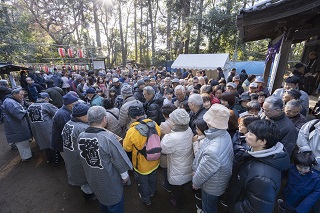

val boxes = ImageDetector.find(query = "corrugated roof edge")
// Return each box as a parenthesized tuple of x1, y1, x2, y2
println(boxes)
(240, 0, 290, 14)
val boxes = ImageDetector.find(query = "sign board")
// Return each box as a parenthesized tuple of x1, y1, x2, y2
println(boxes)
(92, 60, 105, 71)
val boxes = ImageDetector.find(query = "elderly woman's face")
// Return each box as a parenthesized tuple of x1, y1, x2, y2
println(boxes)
(285, 106, 300, 118)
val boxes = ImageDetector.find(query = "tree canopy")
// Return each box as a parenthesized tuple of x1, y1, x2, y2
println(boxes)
(0, 0, 279, 67)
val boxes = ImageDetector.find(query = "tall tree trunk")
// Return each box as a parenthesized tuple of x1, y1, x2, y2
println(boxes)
(134, 0, 138, 61)
(140, 0, 143, 64)
(80, 0, 89, 45)
(93, 0, 101, 52)
(147, 0, 154, 65)
(124, 6, 130, 63)
(195, 0, 204, 53)
(226, 0, 233, 15)
(175, 16, 182, 57)
(118, 1, 126, 67)
(166, 0, 172, 60)
(183, 0, 191, 54)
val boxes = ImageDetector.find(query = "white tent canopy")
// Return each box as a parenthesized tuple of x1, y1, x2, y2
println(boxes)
(171, 53, 230, 70)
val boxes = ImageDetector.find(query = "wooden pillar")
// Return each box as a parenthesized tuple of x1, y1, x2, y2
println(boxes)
(271, 40, 292, 94)
(263, 59, 272, 84)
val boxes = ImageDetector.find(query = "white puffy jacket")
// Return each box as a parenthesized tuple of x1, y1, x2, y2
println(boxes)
(297, 119, 320, 171)
(192, 128, 233, 196)
(161, 127, 194, 185)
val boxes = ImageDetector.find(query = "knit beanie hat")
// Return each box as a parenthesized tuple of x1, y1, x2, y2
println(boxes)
(72, 103, 90, 117)
(121, 84, 133, 97)
(203, 104, 230, 129)
(63, 93, 79, 105)
(128, 105, 145, 118)
(169, 108, 190, 125)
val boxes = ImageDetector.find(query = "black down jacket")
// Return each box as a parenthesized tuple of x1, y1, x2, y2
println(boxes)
(144, 93, 164, 125)
(226, 146, 290, 213)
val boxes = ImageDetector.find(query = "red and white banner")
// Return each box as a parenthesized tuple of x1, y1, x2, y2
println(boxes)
(78, 49, 83, 58)
(58, 48, 65, 57)
(67, 48, 73, 57)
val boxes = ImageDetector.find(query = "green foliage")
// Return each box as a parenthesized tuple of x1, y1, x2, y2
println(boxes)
(0, 0, 293, 67)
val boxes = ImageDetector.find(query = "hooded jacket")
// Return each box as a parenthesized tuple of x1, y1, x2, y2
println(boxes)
(227, 142, 290, 213)
(297, 119, 320, 171)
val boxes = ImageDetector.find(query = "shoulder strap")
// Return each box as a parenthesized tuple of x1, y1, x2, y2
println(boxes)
(309, 119, 320, 133)
(106, 110, 118, 120)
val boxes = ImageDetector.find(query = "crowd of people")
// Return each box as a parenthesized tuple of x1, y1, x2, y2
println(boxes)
(0, 64, 320, 213)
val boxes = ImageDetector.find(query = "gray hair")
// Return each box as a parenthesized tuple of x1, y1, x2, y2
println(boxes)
(188, 93, 203, 107)
(143, 86, 155, 96)
(200, 85, 212, 94)
(175, 85, 185, 94)
(264, 96, 283, 110)
(247, 101, 261, 110)
(11, 87, 24, 95)
(286, 99, 302, 109)
(88, 106, 107, 125)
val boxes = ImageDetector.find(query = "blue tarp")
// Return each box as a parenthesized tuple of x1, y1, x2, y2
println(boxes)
(231, 61, 265, 76)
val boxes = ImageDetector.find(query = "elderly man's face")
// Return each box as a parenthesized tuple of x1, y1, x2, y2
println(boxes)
(143, 90, 153, 102)
(175, 90, 185, 102)
(262, 102, 281, 119)
(285, 106, 300, 118)
(13, 90, 25, 102)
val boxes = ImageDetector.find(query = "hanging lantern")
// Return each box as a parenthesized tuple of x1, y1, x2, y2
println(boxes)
(58, 48, 65, 57)
(67, 48, 73, 57)
(78, 49, 83, 58)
